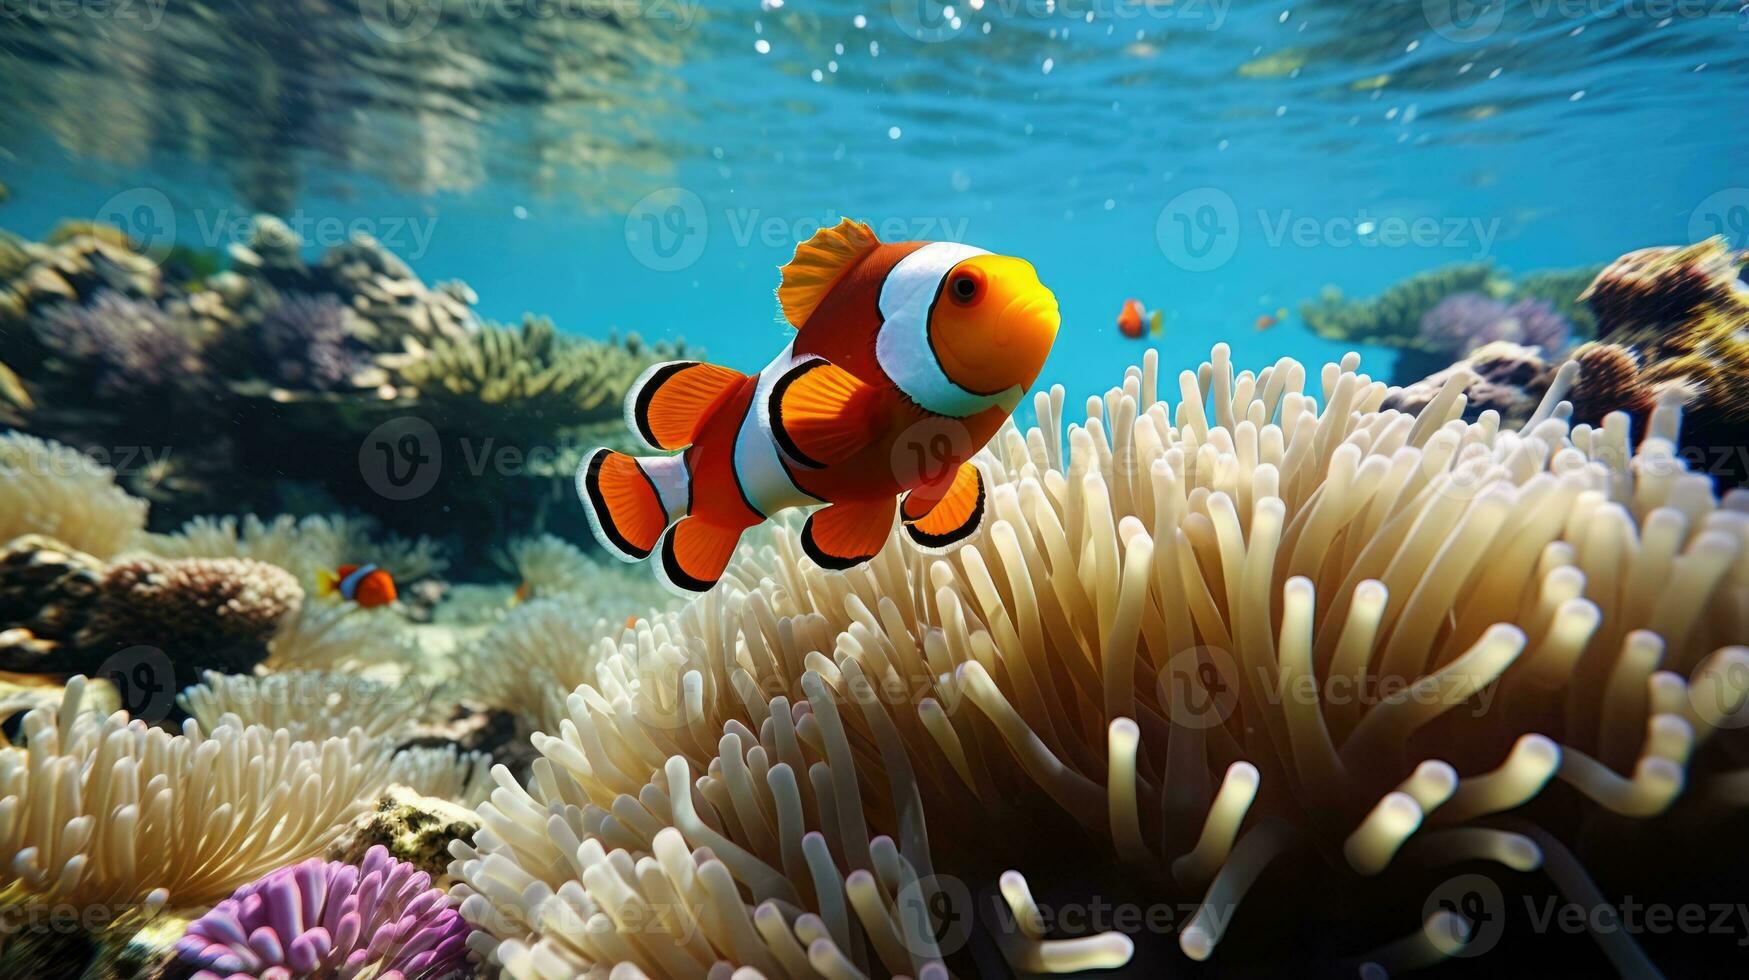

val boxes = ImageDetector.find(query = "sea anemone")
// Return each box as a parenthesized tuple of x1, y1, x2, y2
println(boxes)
(178, 669, 440, 742)
(0, 677, 396, 916)
(173, 845, 472, 980)
(0, 432, 149, 558)
(139, 513, 449, 592)
(451, 345, 1747, 977)
(461, 598, 627, 736)
(33, 291, 205, 399)
(256, 294, 365, 392)
(1419, 293, 1571, 357)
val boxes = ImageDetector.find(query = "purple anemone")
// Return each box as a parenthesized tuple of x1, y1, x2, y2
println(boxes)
(174, 845, 472, 980)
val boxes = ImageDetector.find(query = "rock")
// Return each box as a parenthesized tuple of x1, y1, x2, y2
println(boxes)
(326, 785, 481, 888)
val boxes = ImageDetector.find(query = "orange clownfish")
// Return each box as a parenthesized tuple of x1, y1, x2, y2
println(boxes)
(579, 218, 1060, 595)
(1117, 298, 1146, 339)
(317, 564, 397, 608)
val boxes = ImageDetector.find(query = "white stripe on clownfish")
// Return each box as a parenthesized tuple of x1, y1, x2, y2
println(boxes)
(339, 563, 379, 600)
(732, 342, 826, 519)
(875, 241, 1018, 419)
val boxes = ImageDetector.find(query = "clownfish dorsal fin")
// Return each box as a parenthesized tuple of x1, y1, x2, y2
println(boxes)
(777, 218, 881, 328)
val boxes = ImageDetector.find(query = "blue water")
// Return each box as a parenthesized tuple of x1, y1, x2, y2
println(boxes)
(4, 0, 1746, 395)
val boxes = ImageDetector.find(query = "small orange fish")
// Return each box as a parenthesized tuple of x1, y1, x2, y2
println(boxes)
(1254, 313, 1278, 331)
(1117, 298, 1147, 339)
(624, 614, 640, 630)
(317, 564, 397, 608)
(511, 581, 532, 607)
(580, 219, 1060, 595)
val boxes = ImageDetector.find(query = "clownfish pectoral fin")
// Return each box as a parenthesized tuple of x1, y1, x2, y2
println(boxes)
(771, 357, 884, 468)
(778, 218, 881, 328)
(626, 360, 748, 452)
(579, 448, 688, 562)
(656, 517, 744, 595)
(901, 461, 987, 552)
(801, 497, 897, 571)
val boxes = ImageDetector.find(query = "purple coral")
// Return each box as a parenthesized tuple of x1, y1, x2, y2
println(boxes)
(35, 291, 204, 398)
(258, 294, 362, 391)
(175, 845, 472, 980)
(1419, 293, 1571, 357)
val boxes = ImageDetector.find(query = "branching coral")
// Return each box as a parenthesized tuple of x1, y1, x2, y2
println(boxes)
(1419, 293, 1571, 358)
(395, 316, 670, 430)
(256, 293, 367, 392)
(173, 845, 473, 980)
(451, 344, 1748, 977)
(33, 291, 207, 399)
(0, 432, 150, 558)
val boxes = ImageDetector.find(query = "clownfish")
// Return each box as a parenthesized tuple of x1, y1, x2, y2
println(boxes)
(317, 564, 397, 608)
(1117, 298, 1146, 339)
(579, 218, 1060, 595)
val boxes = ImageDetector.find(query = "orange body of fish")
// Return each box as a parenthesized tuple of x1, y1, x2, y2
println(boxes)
(317, 564, 397, 608)
(579, 219, 1060, 595)
(1117, 298, 1146, 339)
(1255, 313, 1278, 331)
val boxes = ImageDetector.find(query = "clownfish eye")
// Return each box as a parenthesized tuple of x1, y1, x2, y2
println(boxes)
(947, 269, 984, 306)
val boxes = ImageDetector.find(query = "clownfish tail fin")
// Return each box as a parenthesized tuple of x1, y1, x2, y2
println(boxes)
(655, 518, 745, 596)
(625, 360, 747, 452)
(317, 569, 340, 597)
(578, 449, 689, 563)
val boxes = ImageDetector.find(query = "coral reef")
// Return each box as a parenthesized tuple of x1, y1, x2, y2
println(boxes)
(450, 345, 1747, 977)
(327, 786, 485, 886)
(2, 217, 671, 559)
(0, 432, 150, 558)
(35, 291, 208, 399)
(1303, 260, 1602, 384)
(173, 845, 472, 980)
(1418, 293, 1571, 358)
(1381, 340, 1550, 422)
(1389, 238, 1749, 488)
(0, 542, 304, 703)
(255, 293, 368, 392)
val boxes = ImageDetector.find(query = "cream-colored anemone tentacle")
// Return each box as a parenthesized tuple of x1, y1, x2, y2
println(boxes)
(453, 344, 1748, 977)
